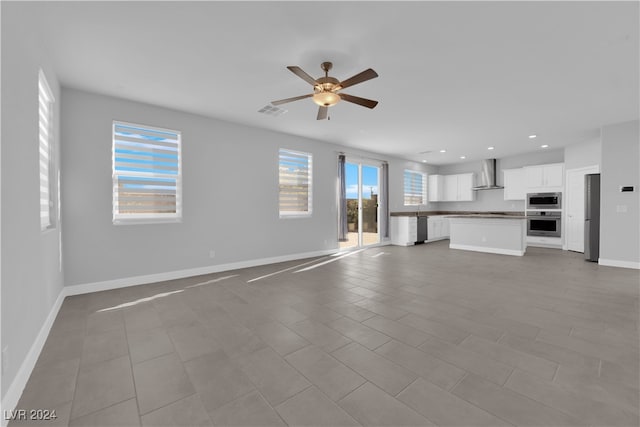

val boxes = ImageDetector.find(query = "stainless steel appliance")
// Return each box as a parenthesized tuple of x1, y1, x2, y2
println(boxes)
(584, 174, 600, 262)
(416, 216, 428, 244)
(527, 211, 561, 237)
(472, 159, 504, 190)
(527, 192, 562, 210)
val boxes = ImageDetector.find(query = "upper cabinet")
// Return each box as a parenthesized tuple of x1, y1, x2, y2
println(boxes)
(442, 173, 475, 201)
(524, 163, 564, 190)
(503, 168, 526, 200)
(428, 175, 444, 202)
(443, 175, 458, 201)
(456, 173, 475, 201)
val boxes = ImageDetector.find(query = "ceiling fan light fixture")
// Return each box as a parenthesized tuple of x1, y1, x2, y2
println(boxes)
(272, 62, 378, 118)
(313, 92, 340, 107)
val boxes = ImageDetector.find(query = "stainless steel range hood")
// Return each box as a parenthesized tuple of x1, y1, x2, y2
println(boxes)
(472, 159, 504, 190)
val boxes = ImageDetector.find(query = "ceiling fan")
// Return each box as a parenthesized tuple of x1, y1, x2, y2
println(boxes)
(272, 62, 379, 120)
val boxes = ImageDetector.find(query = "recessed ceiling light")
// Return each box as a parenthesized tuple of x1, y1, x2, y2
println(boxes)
(541, 144, 549, 148)
(529, 134, 537, 139)
(488, 146, 495, 150)
(460, 156, 466, 159)
(439, 149, 446, 153)
(422, 160, 427, 163)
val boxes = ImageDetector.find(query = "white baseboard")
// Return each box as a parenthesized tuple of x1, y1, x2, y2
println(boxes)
(1, 289, 67, 427)
(65, 248, 338, 296)
(598, 258, 640, 270)
(426, 237, 449, 243)
(450, 243, 525, 257)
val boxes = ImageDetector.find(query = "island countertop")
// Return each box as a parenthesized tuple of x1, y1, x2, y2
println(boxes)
(446, 214, 526, 219)
(390, 211, 525, 218)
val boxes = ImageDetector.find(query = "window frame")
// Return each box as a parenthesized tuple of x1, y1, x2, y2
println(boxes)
(278, 148, 313, 218)
(112, 120, 182, 225)
(39, 69, 55, 231)
(403, 169, 427, 206)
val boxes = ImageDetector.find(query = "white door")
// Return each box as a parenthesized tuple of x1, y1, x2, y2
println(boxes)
(565, 165, 599, 252)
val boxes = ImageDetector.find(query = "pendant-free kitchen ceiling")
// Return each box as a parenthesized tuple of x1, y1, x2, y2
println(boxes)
(16, 1, 639, 164)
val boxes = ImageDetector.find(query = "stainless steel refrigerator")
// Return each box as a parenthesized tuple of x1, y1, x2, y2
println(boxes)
(584, 173, 600, 262)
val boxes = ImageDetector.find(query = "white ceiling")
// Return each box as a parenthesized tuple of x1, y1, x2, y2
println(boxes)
(27, 1, 639, 165)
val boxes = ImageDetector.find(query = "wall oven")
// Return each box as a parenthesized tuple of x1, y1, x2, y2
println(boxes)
(527, 211, 561, 237)
(527, 192, 562, 210)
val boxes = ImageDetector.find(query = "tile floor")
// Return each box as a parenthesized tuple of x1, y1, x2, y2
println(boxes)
(11, 242, 640, 426)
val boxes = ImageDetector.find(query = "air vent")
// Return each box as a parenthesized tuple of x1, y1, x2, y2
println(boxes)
(418, 150, 432, 154)
(258, 105, 288, 117)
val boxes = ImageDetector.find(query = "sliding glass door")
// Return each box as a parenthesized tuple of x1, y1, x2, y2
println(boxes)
(340, 160, 380, 249)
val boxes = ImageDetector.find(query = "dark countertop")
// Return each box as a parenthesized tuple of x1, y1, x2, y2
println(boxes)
(447, 214, 527, 219)
(390, 211, 525, 218)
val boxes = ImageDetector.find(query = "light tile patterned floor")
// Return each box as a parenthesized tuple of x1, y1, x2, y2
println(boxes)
(339, 232, 379, 249)
(11, 242, 640, 426)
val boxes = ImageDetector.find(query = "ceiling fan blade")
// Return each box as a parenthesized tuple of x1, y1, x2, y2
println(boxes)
(287, 66, 318, 86)
(338, 68, 378, 90)
(271, 93, 313, 106)
(339, 93, 378, 109)
(317, 106, 328, 120)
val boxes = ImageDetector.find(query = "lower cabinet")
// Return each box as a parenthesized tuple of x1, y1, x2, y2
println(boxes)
(390, 216, 417, 246)
(391, 215, 450, 246)
(427, 216, 450, 241)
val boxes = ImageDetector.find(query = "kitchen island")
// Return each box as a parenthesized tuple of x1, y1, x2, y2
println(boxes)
(447, 214, 527, 256)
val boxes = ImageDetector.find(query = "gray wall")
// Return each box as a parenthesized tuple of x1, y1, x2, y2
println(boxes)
(390, 163, 440, 213)
(1, 3, 64, 399)
(61, 88, 428, 287)
(564, 138, 601, 171)
(435, 149, 564, 212)
(600, 120, 640, 266)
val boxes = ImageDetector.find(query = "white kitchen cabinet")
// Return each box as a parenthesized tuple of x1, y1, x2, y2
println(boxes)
(443, 175, 458, 201)
(428, 175, 443, 202)
(524, 163, 564, 190)
(503, 168, 525, 200)
(390, 216, 417, 246)
(443, 173, 475, 201)
(457, 173, 475, 201)
(427, 216, 450, 241)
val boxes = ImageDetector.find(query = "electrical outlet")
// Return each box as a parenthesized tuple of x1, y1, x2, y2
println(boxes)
(209, 250, 216, 259)
(2, 347, 8, 375)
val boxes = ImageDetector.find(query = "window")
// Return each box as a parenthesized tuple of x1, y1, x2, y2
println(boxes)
(279, 149, 312, 217)
(404, 169, 427, 205)
(113, 121, 181, 224)
(39, 70, 55, 230)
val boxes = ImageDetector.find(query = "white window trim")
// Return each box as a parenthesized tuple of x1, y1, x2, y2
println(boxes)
(39, 69, 55, 231)
(403, 169, 427, 206)
(279, 148, 313, 218)
(112, 120, 182, 225)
